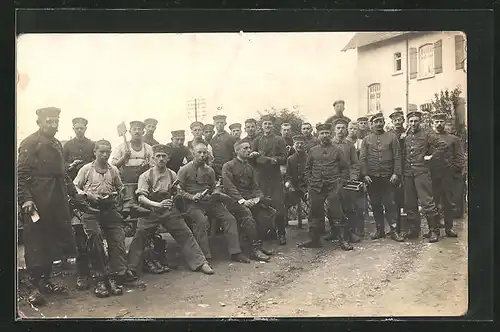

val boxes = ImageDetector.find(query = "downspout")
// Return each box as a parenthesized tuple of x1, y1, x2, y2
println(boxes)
(405, 37, 409, 117)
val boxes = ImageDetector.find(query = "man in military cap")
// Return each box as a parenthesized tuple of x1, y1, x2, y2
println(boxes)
(359, 113, 405, 242)
(444, 119, 467, 217)
(166, 130, 191, 173)
(403, 111, 448, 242)
(325, 100, 352, 126)
(203, 124, 215, 143)
(111, 121, 153, 218)
(356, 116, 370, 140)
(143, 118, 160, 147)
(250, 114, 288, 245)
(211, 115, 238, 178)
(18, 107, 79, 306)
(178, 143, 249, 263)
(280, 123, 295, 157)
(427, 113, 465, 238)
(229, 123, 243, 139)
(127, 144, 214, 275)
(298, 123, 349, 249)
(284, 135, 308, 227)
(241, 118, 260, 145)
(301, 122, 320, 152)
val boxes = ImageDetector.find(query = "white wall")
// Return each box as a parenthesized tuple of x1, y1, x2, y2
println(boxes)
(356, 31, 467, 122)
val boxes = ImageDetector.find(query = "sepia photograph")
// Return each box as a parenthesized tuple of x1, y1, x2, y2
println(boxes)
(16, 31, 468, 319)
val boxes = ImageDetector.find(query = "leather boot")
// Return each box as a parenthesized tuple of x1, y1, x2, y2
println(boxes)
(339, 228, 354, 251)
(445, 228, 458, 237)
(197, 263, 214, 275)
(388, 226, 405, 242)
(39, 279, 67, 294)
(231, 252, 251, 263)
(76, 275, 90, 290)
(427, 215, 440, 243)
(249, 241, 270, 262)
(94, 278, 110, 298)
(154, 260, 171, 273)
(142, 260, 164, 274)
(258, 240, 274, 256)
(107, 276, 123, 296)
(371, 223, 385, 240)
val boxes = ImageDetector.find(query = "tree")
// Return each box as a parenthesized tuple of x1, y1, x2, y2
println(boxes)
(257, 107, 305, 136)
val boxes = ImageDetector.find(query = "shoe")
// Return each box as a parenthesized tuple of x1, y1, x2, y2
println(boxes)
(371, 228, 385, 240)
(94, 280, 110, 298)
(231, 253, 251, 263)
(429, 229, 440, 243)
(143, 260, 164, 274)
(298, 240, 323, 248)
(278, 234, 287, 245)
(107, 277, 123, 296)
(388, 229, 405, 242)
(154, 261, 171, 273)
(260, 247, 275, 256)
(340, 240, 354, 251)
(76, 275, 90, 291)
(445, 228, 458, 238)
(28, 288, 46, 306)
(249, 249, 270, 262)
(39, 279, 67, 294)
(117, 270, 139, 285)
(198, 263, 214, 275)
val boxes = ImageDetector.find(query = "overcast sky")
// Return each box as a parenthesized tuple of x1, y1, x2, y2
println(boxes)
(16, 32, 357, 147)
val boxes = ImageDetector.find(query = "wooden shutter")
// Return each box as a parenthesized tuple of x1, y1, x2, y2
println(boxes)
(434, 40, 443, 74)
(409, 47, 417, 79)
(455, 35, 465, 69)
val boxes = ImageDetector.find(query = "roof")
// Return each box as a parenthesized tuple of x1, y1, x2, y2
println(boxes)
(341, 32, 411, 52)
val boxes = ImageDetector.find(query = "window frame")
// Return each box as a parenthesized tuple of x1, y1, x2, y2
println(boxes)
(393, 52, 403, 75)
(367, 83, 381, 115)
(417, 43, 435, 80)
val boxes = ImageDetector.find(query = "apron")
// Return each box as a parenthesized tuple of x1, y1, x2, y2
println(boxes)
(121, 146, 151, 208)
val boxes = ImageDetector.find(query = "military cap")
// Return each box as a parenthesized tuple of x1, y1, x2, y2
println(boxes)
(36, 107, 61, 118)
(356, 116, 368, 122)
(229, 123, 242, 130)
(203, 124, 214, 131)
(190, 121, 204, 130)
(369, 112, 385, 122)
(281, 122, 292, 128)
(332, 118, 349, 127)
(431, 112, 447, 121)
(316, 123, 332, 131)
(292, 134, 306, 142)
(261, 114, 274, 122)
(245, 118, 257, 124)
(171, 130, 186, 138)
(144, 118, 158, 126)
(407, 110, 423, 119)
(213, 115, 227, 121)
(389, 110, 404, 119)
(152, 144, 172, 155)
(130, 121, 145, 129)
(333, 100, 345, 107)
(72, 117, 88, 126)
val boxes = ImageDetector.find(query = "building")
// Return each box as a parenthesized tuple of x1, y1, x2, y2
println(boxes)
(342, 32, 467, 124)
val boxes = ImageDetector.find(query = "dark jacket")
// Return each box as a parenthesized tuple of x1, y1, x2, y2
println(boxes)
(429, 132, 466, 175)
(403, 128, 448, 176)
(222, 157, 263, 201)
(63, 136, 95, 180)
(285, 151, 307, 192)
(304, 142, 349, 192)
(332, 138, 360, 181)
(359, 130, 402, 178)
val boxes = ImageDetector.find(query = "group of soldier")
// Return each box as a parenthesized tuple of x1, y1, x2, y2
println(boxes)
(17, 99, 466, 307)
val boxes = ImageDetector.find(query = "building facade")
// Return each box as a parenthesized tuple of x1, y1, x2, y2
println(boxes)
(342, 32, 467, 124)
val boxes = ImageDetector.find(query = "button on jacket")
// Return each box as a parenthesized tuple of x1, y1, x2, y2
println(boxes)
(359, 131, 401, 178)
(429, 132, 466, 174)
(332, 137, 360, 181)
(304, 142, 349, 191)
(222, 157, 263, 201)
(211, 131, 238, 168)
(404, 128, 448, 176)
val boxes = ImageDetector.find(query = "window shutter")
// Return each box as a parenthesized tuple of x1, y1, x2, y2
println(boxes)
(455, 35, 465, 69)
(409, 48, 417, 79)
(434, 40, 443, 74)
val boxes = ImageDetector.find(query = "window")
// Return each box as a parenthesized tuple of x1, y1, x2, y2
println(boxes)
(394, 52, 402, 73)
(367, 83, 381, 114)
(418, 44, 434, 78)
(455, 34, 466, 70)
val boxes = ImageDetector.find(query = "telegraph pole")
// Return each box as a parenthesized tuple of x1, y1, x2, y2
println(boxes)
(187, 98, 207, 122)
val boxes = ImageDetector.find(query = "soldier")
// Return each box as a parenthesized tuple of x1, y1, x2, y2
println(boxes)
(110, 121, 153, 218)
(222, 140, 276, 262)
(178, 143, 249, 263)
(427, 113, 465, 238)
(325, 100, 352, 126)
(329, 118, 361, 244)
(281, 123, 295, 157)
(301, 122, 320, 152)
(444, 119, 467, 217)
(356, 116, 370, 140)
(62, 117, 95, 291)
(250, 115, 288, 245)
(241, 118, 259, 145)
(211, 115, 238, 178)
(18, 107, 78, 306)
(127, 144, 214, 275)
(187, 121, 214, 163)
(298, 123, 350, 249)
(284, 135, 308, 211)
(403, 111, 448, 242)
(203, 124, 215, 143)
(74, 140, 140, 297)
(166, 130, 191, 173)
(143, 118, 160, 147)
(229, 123, 243, 139)
(359, 113, 404, 242)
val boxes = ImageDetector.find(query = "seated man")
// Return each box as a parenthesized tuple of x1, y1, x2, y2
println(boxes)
(222, 140, 276, 262)
(74, 140, 140, 298)
(127, 144, 214, 275)
(177, 143, 249, 263)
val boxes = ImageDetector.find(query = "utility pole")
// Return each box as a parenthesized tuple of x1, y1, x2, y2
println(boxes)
(187, 98, 207, 122)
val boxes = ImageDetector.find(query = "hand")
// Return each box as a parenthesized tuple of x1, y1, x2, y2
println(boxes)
(243, 199, 255, 208)
(85, 192, 99, 204)
(423, 155, 432, 161)
(249, 152, 260, 158)
(192, 193, 204, 202)
(159, 199, 174, 209)
(22, 201, 36, 214)
(270, 158, 277, 164)
(400, 133, 407, 139)
(364, 176, 373, 184)
(123, 150, 132, 160)
(284, 181, 292, 190)
(389, 174, 398, 184)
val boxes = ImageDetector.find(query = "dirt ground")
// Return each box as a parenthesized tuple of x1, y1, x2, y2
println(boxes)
(17, 216, 468, 319)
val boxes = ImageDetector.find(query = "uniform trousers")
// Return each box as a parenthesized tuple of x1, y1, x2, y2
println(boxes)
(308, 183, 343, 241)
(431, 171, 455, 229)
(366, 176, 398, 230)
(404, 172, 439, 231)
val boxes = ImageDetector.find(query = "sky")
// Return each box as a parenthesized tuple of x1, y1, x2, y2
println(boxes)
(16, 32, 357, 148)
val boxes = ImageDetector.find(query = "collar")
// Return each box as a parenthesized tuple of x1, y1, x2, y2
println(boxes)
(92, 161, 111, 170)
(332, 137, 346, 144)
(236, 156, 248, 164)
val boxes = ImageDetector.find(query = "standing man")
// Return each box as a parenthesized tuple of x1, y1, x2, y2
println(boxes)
(301, 122, 320, 152)
(325, 100, 352, 126)
(187, 121, 214, 164)
(18, 107, 78, 306)
(178, 143, 249, 263)
(110, 121, 153, 218)
(222, 140, 276, 262)
(298, 123, 350, 249)
(241, 118, 259, 145)
(356, 116, 370, 140)
(250, 115, 288, 245)
(127, 144, 214, 275)
(359, 112, 404, 242)
(444, 119, 467, 218)
(143, 118, 160, 147)
(284, 135, 308, 212)
(229, 123, 243, 139)
(211, 115, 238, 178)
(403, 111, 448, 242)
(203, 124, 215, 144)
(427, 113, 465, 238)
(281, 123, 295, 157)
(166, 130, 191, 173)
(62, 117, 95, 291)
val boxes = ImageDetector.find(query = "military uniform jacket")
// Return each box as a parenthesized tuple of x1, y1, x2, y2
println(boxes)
(403, 128, 448, 176)
(303, 135, 320, 152)
(305, 142, 349, 192)
(359, 131, 401, 178)
(210, 131, 238, 169)
(143, 134, 159, 147)
(222, 157, 263, 201)
(63, 136, 95, 180)
(285, 151, 307, 192)
(332, 138, 360, 181)
(165, 143, 191, 173)
(241, 134, 258, 145)
(429, 132, 466, 175)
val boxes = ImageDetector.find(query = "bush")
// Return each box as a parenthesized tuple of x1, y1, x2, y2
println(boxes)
(257, 107, 305, 136)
